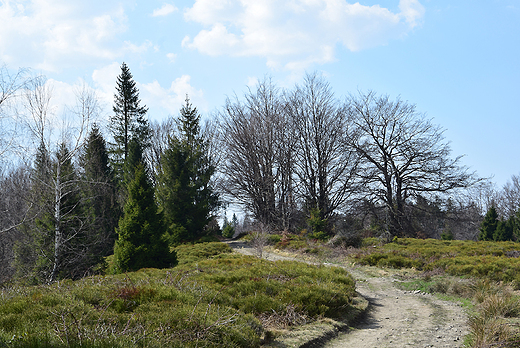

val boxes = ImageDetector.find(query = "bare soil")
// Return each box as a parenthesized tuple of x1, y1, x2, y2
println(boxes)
(227, 241, 469, 348)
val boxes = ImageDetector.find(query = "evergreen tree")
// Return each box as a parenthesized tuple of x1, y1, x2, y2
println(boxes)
(123, 138, 144, 188)
(513, 208, 520, 239)
(114, 162, 176, 272)
(478, 206, 498, 241)
(156, 97, 219, 244)
(14, 141, 53, 281)
(80, 125, 120, 263)
(109, 62, 150, 178)
(494, 218, 515, 241)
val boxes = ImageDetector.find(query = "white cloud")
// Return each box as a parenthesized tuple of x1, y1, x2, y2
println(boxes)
(399, 0, 426, 27)
(92, 62, 121, 111)
(140, 75, 207, 119)
(183, 0, 425, 71)
(0, 0, 129, 72)
(123, 40, 154, 54)
(166, 53, 177, 63)
(151, 3, 178, 17)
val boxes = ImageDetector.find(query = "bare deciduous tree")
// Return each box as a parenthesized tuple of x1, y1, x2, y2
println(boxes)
(21, 80, 100, 282)
(495, 174, 520, 219)
(286, 73, 360, 228)
(146, 118, 175, 183)
(219, 78, 297, 230)
(0, 65, 29, 164)
(348, 91, 478, 237)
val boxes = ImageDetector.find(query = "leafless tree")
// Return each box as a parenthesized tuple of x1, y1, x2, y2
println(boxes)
(495, 174, 520, 219)
(21, 79, 98, 282)
(348, 91, 478, 237)
(218, 78, 297, 230)
(286, 73, 360, 227)
(250, 222, 270, 259)
(0, 65, 29, 163)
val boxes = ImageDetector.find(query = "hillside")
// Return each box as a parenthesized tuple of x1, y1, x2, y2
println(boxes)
(0, 242, 360, 348)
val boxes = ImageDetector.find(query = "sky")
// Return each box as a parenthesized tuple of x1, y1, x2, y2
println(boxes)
(1, 0, 519, 188)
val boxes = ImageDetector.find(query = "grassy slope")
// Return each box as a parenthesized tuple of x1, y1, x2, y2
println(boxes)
(0, 243, 358, 348)
(353, 238, 520, 285)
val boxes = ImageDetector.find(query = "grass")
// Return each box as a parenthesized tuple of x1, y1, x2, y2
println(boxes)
(350, 238, 520, 285)
(0, 242, 357, 348)
(344, 237, 520, 347)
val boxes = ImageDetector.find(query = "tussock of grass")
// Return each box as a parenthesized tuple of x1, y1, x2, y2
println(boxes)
(0, 242, 356, 348)
(174, 242, 233, 265)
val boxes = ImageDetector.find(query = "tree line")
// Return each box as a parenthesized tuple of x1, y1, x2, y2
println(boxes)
(0, 63, 519, 284)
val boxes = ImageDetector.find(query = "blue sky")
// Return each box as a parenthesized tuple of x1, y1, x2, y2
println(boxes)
(1, 0, 519, 187)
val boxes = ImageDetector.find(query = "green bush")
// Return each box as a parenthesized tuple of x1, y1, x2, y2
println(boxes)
(275, 233, 310, 250)
(353, 238, 520, 283)
(267, 234, 282, 244)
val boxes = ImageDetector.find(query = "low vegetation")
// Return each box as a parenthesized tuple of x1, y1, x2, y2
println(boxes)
(336, 237, 520, 347)
(346, 238, 520, 284)
(0, 242, 357, 348)
(263, 233, 520, 347)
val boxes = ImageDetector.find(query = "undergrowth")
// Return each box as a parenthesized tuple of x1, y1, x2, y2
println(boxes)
(0, 242, 356, 348)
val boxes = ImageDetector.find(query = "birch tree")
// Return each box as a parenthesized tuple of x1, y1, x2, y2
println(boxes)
(20, 81, 99, 282)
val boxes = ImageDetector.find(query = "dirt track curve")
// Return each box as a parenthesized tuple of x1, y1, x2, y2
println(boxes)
(227, 241, 469, 348)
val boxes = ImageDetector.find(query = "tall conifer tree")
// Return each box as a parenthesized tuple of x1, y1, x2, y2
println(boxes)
(494, 218, 515, 241)
(479, 206, 499, 241)
(109, 62, 150, 178)
(80, 124, 120, 262)
(156, 97, 219, 244)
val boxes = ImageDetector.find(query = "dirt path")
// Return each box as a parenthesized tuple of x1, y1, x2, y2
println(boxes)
(227, 241, 469, 348)
(325, 271, 468, 348)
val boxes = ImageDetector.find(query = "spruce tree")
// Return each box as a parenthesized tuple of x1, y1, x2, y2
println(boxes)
(478, 206, 499, 241)
(123, 138, 144, 188)
(109, 62, 150, 178)
(80, 125, 120, 262)
(15, 141, 53, 281)
(156, 97, 219, 244)
(113, 147, 176, 273)
(494, 218, 514, 241)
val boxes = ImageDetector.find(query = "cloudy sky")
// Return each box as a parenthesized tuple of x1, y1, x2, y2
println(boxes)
(1, 0, 519, 187)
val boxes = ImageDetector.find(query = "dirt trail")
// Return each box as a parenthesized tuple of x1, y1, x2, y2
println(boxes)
(326, 270, 468, 348)
(227, 241, 469, 348)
